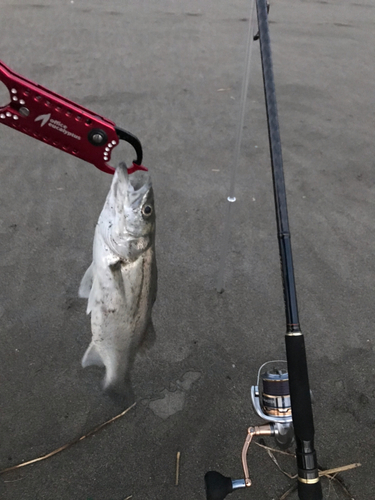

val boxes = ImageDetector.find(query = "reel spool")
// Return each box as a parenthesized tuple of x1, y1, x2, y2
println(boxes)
(261, 368, 291, 417)
(251, 361, 293, 426)
(251, 361, 294, 449)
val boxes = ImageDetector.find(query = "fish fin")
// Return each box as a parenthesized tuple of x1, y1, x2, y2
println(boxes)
(86, 276, 100, 315)
(78, 263, 94, 299)
(139, 319, 156, 353)
(82, 342, 105, 368)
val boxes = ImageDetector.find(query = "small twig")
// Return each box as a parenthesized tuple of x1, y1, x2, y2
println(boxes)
(279, 483, 297, 500)
(275, 463, 361, 499)
(255, 441, 296, 457)
(266, 448, 297, 479)
(319, 463, 361, 477)
(256, 442, 360, 477)
(259, 441, 360, 500)
(175, 451, 181, 486)
(124, 496, 132, 500)
(328, 475, 354, 499)
(0, 402, 136, 475)
(320, 464, 361, 500)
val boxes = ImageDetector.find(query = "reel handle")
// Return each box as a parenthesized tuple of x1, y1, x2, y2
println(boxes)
(204, 472, 233, 500)
(205, 472, 247, 500)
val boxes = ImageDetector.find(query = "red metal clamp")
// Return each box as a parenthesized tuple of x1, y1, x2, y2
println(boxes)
(0, 60, 146, 175)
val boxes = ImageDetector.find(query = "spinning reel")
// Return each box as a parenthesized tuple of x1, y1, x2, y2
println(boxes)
(205, 361, 294, 500)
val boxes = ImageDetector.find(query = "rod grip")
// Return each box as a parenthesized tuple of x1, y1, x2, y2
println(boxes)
(285, 335, 314, 440)
(298, 481, 323, 500)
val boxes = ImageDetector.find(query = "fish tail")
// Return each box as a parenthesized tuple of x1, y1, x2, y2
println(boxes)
(81, 342, 105, 368)
(102, 365, 133, 398)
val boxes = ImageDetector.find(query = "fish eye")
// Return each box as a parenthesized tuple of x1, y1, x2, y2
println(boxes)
(142, 205, 153, 217)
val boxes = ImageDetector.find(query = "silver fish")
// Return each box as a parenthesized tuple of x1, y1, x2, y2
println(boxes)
(79, 162, 157, 395)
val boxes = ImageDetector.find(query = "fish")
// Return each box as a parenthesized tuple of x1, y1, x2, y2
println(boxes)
(79, 162, 157, 396)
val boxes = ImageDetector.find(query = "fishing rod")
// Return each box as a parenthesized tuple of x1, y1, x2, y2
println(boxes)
(205, 1, 322, 499)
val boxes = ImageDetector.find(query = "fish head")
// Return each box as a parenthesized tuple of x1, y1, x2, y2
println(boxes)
(103, 162, 155, 255)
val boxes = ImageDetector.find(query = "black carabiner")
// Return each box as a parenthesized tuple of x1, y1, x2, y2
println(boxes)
(115, 126, 143, 166)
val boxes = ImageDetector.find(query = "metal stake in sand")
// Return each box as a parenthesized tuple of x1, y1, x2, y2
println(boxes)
(216, 0, 257, 292)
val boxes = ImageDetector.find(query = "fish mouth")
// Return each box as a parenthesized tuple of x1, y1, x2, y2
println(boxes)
(128, 170, 151, 192)
(128, 176, 151, 203)
(126, 170, 152, 209)
(113, 162, 152, 209)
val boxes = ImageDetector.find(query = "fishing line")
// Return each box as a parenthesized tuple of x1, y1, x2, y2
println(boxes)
(216, 0, 257, 292)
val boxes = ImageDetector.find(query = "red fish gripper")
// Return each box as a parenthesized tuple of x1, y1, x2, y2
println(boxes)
(0, 60, 145, 175)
